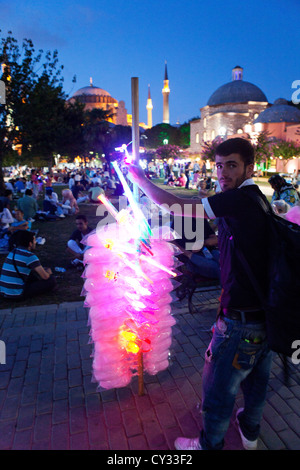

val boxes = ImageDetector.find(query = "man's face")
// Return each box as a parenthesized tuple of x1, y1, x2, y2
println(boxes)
(15, 210, 23, 221)
(216, 153, 254, 192)
(29, 237, 36, 251)
(76, 219, 88, 232)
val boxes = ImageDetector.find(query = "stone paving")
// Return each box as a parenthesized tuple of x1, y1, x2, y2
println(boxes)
(0, 287, 300, 451)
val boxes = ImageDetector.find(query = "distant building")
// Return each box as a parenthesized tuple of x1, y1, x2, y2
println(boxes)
(68, 78, 128, 126)
(190, 66, 269, 153)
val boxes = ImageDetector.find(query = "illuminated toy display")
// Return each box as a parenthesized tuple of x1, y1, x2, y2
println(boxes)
(81, 162, 180, 391)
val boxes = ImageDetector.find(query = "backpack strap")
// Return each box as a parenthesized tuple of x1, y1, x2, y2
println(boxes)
(12, 249, 27, 283)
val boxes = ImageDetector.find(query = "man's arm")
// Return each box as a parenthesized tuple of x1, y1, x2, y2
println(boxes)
(34, 265, 52, 280)
(128, 165, 208, 219)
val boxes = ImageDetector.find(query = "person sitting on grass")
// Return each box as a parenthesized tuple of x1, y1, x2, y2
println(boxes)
(17, 189, 39, 221)
(8, 209, 30, 233)
(88, 182, 105, 203)
(67, 214, 93, 268)
(61, 189, 79, 214)
(43, 188, 65, 218)
(0, 230, 56, 300)
(71, 181, 89, 204)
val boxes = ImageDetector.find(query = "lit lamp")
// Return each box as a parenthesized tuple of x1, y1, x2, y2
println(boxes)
(219, 127, 226, 138)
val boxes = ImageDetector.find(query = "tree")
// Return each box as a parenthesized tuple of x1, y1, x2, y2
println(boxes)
(0, 30, 80, 191)
(271, 139, 300, 169)
(200, 136, 224, 162)
(252, 131, 273, 171)
(155, 144, 182, 160)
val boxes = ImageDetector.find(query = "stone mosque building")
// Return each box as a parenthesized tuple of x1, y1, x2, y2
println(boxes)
(189, 66, 300, 173)
(68, 77, 129, 126)
(67, 63, 170, 130)
(190, 66, 269, 153)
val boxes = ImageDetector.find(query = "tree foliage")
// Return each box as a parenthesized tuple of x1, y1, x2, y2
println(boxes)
(0, 30, 83, 191)
(143, 122, 190, 149)
(200, 136, 224, 161)
(252, 131, 273, 167)
(271, 139, 300, 167)
(155, 144, 182, 160)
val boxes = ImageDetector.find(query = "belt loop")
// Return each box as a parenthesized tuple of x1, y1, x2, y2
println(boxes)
(240, 311, 246, 324)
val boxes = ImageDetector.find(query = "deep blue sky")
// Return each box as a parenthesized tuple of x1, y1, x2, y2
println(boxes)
(1, 0, 300, 126)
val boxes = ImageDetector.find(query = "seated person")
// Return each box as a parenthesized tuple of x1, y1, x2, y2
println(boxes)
(197, 179, 215, 198)
(43, 188, 65, 217)
(67, 214, 93, 267)
(71, 181, 89, 204)
(269, 174, 300, 207)
(8, 209, 30, 233)
(172, 218, 220, 281)
(0, 205, 14, 235)
(175, 173, 186, 187)
(0, 189, 13, 212)
(14, 178, 26, 194)
(88, 183, 104, 203)
(17, 189, 38, 221)
(0, 230, 56, 299)
(167, 173, 176, 186)
(61, 189, 79, 214)
(106, 176, 116, 190)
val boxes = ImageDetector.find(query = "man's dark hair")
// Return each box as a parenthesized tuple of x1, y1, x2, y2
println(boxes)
(25, 189, 33, 196)
(4, 189, 13, 197)
(76, 214, 87, 223)
(215, 138, 255, 166)
(14, 230, 35, 248)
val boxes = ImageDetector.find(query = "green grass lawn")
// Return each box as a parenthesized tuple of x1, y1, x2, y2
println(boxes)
(0, 185, 103, 308)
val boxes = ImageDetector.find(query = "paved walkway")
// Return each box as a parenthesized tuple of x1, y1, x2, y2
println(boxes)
(0, 288, 299, 451)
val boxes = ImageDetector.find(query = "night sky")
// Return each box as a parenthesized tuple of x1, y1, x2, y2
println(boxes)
(1, 0, 300, 126)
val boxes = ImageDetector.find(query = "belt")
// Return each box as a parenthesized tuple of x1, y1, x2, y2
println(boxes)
(222, 308, 265, 323)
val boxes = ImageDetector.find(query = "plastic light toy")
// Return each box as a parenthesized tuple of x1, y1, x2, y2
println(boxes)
(82, 162, 180, 392)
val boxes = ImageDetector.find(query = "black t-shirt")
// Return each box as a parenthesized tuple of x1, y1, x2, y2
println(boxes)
(69, 227, 93, 250)
(205, 183, 269, 310)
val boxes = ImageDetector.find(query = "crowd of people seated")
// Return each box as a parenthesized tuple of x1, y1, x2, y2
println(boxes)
(2, 163, 300, 304)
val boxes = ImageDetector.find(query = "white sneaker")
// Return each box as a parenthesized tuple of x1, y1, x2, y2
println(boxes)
(236, 408, 258, 450)
(174, 437, 202, 450)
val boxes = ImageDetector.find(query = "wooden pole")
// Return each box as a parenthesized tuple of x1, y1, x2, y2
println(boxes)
(131, 77, 140, 203)
(131, 77, 144, 396)
(137, 349, 144, 396)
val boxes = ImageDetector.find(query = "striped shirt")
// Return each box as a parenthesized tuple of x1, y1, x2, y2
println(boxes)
(0, 248, 41, 298)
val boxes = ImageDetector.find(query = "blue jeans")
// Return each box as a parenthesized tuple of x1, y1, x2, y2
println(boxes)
(189, 249, 220, 280)
(200, 315, 273, 450)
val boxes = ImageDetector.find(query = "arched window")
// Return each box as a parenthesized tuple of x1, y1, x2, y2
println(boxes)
(211, 130, 215, 140)
(203, 131, 207, 141)
(195, 132, 199, 143)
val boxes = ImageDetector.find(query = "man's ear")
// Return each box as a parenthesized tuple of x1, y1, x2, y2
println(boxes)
(247, 163, 255, 178)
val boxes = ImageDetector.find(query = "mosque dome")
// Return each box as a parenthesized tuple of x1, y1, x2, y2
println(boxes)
(72, 83, 111, 98)
(207, 66, 268, 106)
(70, 78, 118, 106)
(253, 98, 300, 123)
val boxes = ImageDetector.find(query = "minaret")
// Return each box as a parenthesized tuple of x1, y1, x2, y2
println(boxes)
(146, 84, 153, 128)
(162, 61, 170, 124)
